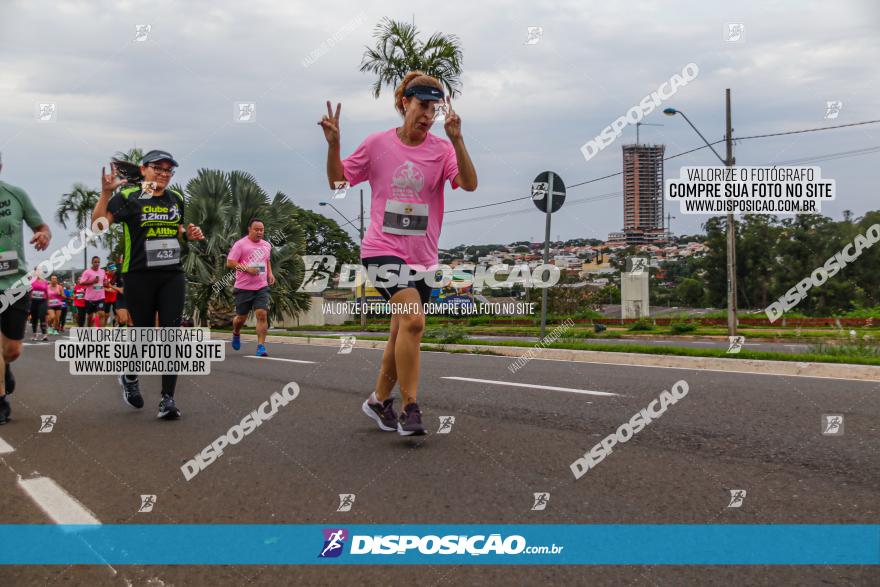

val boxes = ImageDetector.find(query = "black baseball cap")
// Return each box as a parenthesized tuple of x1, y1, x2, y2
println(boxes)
(403, 85, 444, 101)
(141, 150, 179, 167)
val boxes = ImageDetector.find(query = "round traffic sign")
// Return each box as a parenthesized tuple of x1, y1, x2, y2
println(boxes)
(531, 171, 566, 213)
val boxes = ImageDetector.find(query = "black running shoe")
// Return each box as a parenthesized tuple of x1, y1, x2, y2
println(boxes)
(4, 363, 14, 395)
(0, 395, 10, 425)
(397, 402, 426, 436)
(362, 396, 397, 431)
(157, 394, 180, 420)
(119, 375, 144, 409)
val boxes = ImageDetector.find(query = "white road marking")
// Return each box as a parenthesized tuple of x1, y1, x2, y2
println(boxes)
(434, 353, 876, 383)
(244, 356, 316, 364)
(442, 376, 619, 397)
(18, 476, 101, 525)
(0, 436, 14, 454)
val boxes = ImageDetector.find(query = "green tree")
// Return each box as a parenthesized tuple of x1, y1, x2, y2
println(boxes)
(700, 216, 730, 308)
(360, 17, 464, 98)
(735, 215, 783, 310)
(55, 183, 98, 270)
(675, 278, 705, 307)
(180, 169, 309, 327)
(114, 147, 144, 163)
(296, 206, 359, 264)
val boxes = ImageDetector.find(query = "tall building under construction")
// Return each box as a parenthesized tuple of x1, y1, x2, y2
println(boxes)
(608, 144, 668, 246)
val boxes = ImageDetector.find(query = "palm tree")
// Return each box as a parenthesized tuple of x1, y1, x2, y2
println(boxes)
(180, 169, 309, 327)
(360, 17, 463, 99)
(56, 183, 99, 269)
(114, 147, 144, 163)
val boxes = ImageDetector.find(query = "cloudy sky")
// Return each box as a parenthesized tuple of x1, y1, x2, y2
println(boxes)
(1, 0, 878, 268)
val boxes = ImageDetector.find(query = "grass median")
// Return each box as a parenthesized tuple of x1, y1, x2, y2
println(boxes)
(225, 328, 880, 367)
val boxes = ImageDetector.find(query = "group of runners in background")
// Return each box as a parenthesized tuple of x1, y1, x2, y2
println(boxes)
(1, 70, 477, 439)
(26, 257, 130, 341)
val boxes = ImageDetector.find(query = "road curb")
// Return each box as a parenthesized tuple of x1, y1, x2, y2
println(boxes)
(215, 332, 880, 382)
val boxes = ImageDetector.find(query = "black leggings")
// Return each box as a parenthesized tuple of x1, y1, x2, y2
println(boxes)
(123, 271, 186, 396)
(59, 305, 68, 329)
(30, 299, 48, 334)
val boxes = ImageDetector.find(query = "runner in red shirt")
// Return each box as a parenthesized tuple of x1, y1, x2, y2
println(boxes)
(73, 282, 87, 327)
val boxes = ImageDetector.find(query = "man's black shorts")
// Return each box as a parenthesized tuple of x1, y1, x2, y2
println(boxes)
(233, 286, 270, 316)
(84, 300, 105, 314)
(0, 290, 31, 340)
(361, 255, 434, 305)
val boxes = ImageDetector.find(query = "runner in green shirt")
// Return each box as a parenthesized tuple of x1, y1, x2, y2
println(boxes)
(0, 154, 52, 424)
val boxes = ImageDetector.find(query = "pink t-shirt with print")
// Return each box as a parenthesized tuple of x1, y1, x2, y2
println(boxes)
(30, 277, 48, 300)
(343, 128, 459, 269)
(79, 268, 106, 301)
(227, 236, 272, 290)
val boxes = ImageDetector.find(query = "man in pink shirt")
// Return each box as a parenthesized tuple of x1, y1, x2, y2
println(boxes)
(78, 256, 106, 327)
(226, 219, 274, 356)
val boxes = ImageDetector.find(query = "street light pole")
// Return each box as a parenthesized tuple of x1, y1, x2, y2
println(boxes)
(724, 89, 737, 336)
(664, 94, 738, 336)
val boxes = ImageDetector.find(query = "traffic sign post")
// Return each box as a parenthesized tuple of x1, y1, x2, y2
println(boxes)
(532, 172, 566, 339)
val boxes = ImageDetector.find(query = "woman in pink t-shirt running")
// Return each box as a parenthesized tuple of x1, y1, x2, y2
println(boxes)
(321, 71, 477, 437)
(46, 274, 64, 335)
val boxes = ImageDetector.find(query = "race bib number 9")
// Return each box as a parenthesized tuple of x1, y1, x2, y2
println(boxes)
(145, 238, 181, 267)
(382, 200, 429, 236)
(0, 250, 19, 276)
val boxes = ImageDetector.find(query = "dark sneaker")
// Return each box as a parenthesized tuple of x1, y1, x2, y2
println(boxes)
(362, 396, 397, 431)
(0, 395, 10, 425)
(119, 375, 144, 409)
(397, 403, 426, 436)
(5, 363, 14, 395)
(157, 394, 180, 420)
(231, 333, 241, 351)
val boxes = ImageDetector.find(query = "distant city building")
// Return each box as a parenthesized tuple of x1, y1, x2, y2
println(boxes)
(610, 144, 668, 245)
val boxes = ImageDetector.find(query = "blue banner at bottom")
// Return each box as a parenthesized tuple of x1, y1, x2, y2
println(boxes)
(0, 525, 877, 565)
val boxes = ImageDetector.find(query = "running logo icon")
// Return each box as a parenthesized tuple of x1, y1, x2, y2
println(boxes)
(531, 492, 550, 511)
(725, 23, 745, 42)
(824, 101, 843, 120)
(337, 494, 355, 512)
(437, 416, 455, 434)
(629, 257, 648, 275)
(531, 182, 548, 201)
(524, 26, 543, 45)
(727, 336, 745, 354)
(138, 494, 156, 513)
(318, 528, 348, 558)
(338, 336, 356, 354)
(822, 414, 844, 436)
(727, 489, 746, 508)
(134, 24, 152, 42)
(38, 415, 57, 433)
(299, 255, 338, 293)
(332, 181, 350, 200)
(36, 103, 57, 123)
(235, 103, 256, 123)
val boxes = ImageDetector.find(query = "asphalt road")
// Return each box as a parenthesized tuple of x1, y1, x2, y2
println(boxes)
(1, 336, 877, 585)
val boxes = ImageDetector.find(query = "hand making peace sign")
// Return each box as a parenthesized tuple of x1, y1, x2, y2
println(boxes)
(318, 101, 341, 145)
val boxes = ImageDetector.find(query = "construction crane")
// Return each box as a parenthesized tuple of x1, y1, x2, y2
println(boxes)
(635, 122, 663, 145)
